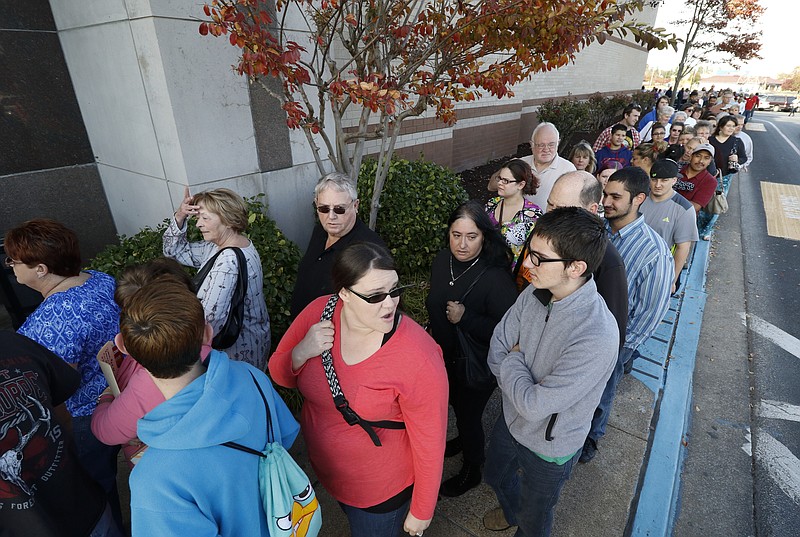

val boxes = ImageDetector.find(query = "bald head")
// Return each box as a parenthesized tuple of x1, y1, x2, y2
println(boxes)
(546, 171, 602, 214)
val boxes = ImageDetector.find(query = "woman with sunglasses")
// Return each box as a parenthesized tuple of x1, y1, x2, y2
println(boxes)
(290, 172, 386, 318)
(271, 242, 447, 537)
(426, 201, 518, 498)
(163, 187, 270, 369)
(484, 158, 542, 271)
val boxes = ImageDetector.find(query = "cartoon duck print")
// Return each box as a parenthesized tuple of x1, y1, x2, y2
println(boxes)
(274, 481, 321, 537)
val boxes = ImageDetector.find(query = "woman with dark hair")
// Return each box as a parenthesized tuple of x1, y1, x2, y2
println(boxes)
(709, 115, 746, 189)
(426, 201, 518, 497)
(270, 242, 448, 537)
(3, 218, 122, 527)
(484, 159, 543, 270)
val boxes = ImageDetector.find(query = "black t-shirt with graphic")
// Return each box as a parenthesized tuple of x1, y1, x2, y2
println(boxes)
(0, 331, 105, 537)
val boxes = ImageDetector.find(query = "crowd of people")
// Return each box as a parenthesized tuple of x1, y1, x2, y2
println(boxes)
(2, 87, 754, 537)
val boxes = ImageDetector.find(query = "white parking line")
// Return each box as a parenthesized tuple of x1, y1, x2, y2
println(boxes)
(740, 312, 800, 359)
(759, 400, 800, 423)
(760, 120, 800, 159)
(755, 430, 800, 504)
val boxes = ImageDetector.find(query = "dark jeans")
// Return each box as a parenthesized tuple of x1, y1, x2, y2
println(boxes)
(72, 415, 123, 531)
(588, 346, 634, 443)
(339, 498, 411, 537)
(447, 361, 496, 465)
(484, 413, 580, 537)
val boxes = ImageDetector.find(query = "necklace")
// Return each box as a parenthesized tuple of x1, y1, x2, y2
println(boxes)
(449, 255, 480, 286)
(44, 276, 70, 298)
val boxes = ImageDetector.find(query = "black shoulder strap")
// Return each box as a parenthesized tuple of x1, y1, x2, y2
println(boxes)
(459, 266, 489, 302)
(193, 247, 233, 290)
(319, 295, 405, 447)
(222, 371, 272, 457)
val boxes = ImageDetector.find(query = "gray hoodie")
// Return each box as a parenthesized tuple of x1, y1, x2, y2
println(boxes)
(488, 277, 618, 458)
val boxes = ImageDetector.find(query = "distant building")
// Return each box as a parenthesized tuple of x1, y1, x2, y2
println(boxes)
(697, 74, 783, 94)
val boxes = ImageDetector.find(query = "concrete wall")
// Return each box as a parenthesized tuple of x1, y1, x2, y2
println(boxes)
(30, 1, 657, 254)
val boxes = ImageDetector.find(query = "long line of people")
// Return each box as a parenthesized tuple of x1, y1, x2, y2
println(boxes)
(2, 88, 753, 537)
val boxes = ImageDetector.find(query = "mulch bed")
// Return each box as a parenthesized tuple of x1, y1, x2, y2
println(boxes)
(458, 144, 530, 204)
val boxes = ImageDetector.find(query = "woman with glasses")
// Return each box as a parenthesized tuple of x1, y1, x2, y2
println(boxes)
(484, 159, 543, 271)
(271, 242, 447, 537)
(3, 219, 123, 528)
(426, 201, 517, 498)
(290, 172, 386, 318)
(163, 187, 270, 369)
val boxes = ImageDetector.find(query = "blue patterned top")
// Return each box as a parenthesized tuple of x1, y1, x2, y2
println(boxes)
(18, 270, 120, 417)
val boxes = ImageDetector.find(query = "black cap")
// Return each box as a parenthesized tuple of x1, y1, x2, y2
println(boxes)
(650, 159, 679, 179)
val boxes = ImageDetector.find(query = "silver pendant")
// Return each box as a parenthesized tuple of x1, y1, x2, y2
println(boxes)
(449, 281, 454, 286)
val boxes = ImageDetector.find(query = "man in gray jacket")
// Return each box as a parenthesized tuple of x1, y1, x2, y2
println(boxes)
(483, 207, 619, 536)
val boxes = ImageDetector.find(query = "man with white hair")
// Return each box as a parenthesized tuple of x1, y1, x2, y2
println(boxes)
(519, 122, 576, 208)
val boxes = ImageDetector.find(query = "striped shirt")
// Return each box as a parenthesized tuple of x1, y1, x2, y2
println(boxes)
(606, 215, 674, 350)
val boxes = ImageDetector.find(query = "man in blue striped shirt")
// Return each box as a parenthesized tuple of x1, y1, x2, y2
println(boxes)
(583, 167, 673, 462)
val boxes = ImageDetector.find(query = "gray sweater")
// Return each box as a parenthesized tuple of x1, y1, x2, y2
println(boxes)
(488, 277, 619, 458)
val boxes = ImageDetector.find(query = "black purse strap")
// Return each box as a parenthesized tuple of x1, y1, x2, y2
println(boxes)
(459, 266, 489, 303)
(319, 295, 405, 447)
(193, 247, 248, 349)
(222, 371, 272, 457)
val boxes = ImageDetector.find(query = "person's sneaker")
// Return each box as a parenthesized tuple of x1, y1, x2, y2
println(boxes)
(444, 436, 462, 458)
(483, 507, 511, 531)
(579, 437, 598, 464)
(439, 463, 481, 497)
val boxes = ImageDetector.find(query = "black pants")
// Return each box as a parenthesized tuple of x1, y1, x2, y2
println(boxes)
(446, 361, 496, 465)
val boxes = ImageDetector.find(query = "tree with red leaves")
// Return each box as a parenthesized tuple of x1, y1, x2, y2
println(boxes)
(667, 0, 765, 100)
(201, 0, 676, 228)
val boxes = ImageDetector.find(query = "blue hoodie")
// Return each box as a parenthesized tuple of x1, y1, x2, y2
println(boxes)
(130, 350, 300, 536)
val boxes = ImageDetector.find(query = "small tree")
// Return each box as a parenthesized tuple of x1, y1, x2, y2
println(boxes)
(667, 0, 765, 97)
(781, 67, 800, 93)
(201, 0, 676, 228)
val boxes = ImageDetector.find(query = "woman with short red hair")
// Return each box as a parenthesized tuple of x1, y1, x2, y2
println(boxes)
(4, 218, 122, 527)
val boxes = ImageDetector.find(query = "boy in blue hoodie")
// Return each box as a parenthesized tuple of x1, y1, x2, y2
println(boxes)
(595, 124, 633, 170)
(119, 280, 301, 536)
(482, 208, 619, 536)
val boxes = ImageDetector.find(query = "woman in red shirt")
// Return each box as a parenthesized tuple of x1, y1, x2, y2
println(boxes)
(270, 242, 448, 537)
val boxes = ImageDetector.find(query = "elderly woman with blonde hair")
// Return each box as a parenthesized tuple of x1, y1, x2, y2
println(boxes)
(163, 187, 270, 369)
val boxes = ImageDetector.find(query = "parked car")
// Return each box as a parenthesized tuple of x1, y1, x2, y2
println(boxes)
(756, 94, 797, 112)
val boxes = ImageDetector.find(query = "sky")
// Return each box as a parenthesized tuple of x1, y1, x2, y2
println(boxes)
(645, 0, 796, 79)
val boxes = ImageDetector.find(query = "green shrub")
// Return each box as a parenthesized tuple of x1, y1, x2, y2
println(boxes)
(88, 196, 302, 409)
(357, 157, 468, 277)
(536, 91, 655, 153)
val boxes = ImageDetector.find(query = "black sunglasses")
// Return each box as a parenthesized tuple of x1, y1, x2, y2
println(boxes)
(347, 284, 413, 304)
(314, 201, 353, 215)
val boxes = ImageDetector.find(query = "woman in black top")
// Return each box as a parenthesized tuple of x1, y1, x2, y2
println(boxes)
(709, 115, 746, 190)
(426, 201, 518, 497)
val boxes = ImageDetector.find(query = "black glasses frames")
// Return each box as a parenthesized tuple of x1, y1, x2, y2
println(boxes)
(527, 251, 575, 267)
(314, 200, 354, 215)
(347, 284, 414, 304)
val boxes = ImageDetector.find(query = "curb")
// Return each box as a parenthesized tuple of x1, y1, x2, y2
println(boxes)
(630, 239, 711, 536)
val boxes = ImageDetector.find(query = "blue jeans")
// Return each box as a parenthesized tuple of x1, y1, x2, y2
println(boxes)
(339, 498, 410, 537)
(72, 415, 123, 530)
(485, 414, 580, 537)
(589, 347, 634, 442)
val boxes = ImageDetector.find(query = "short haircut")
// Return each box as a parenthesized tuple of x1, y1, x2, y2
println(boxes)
(530, 207, 607, 276)
(694, 120, 712, 132)
(314, 172, 357, 202)
(673, 111, 688, 122)
(579, 174, 603, 208)
(670, 121, 685, 131)
(611, 123, 628, 135)
(624, 103, 642, 115)
(447, 201, 512, 269)
(192, 188, 249, 233)
(3, 219, 81, 277)
(607, 166, 650, 200)
(120, 280, 205, 379)
(658, 106, 675, 118)
(115, 258, 195, 312)
(682, 125, 696, 136)
(532, 121, 559, 142)
(331, 242, 396, 293)
(503, 158, 539, 194)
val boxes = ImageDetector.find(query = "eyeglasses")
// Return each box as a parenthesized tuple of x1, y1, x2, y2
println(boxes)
(3, 257, 21, 268)
(532, 142, 557, 150)
(497, 177, 521, 186)
(347, 284, 413, 304)
(314, 200, 354, 215)
(526, 250, 575, 267)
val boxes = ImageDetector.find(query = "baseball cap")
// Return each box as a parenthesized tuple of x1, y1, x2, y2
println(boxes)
(693, 143, 715, 157)
(650, 159, 679, 179)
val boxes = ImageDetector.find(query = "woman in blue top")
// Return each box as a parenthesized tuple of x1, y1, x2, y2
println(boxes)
(4, 219, 122, 527)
